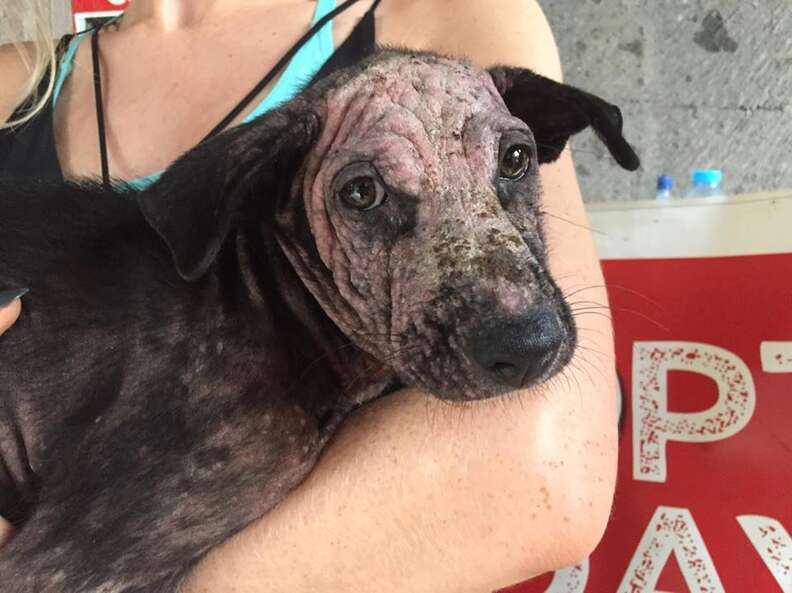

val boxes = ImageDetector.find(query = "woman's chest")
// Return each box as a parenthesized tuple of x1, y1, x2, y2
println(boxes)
(54, 4, 336, 181)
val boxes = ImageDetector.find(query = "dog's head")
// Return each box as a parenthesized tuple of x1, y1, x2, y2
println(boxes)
(139, 50, 638, 401)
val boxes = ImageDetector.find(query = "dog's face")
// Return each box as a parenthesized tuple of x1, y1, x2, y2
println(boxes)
(139, 51, 639, 401)
(281, 55, 567, 400)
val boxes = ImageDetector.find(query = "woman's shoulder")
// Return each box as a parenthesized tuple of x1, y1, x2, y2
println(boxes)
(0, 42, 36, 124)
(379, 0, 563, 80)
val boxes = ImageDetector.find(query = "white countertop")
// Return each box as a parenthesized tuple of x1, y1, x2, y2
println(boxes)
(585, 189, 792, 259)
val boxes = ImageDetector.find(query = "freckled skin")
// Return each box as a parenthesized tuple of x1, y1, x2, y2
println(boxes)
(282, 53, 575, 400)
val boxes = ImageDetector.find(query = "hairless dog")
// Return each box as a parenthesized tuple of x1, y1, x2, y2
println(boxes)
(0, 49, 638, 592)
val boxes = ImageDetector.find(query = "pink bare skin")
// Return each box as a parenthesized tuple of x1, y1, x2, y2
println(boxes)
(277, 53, 575, 401)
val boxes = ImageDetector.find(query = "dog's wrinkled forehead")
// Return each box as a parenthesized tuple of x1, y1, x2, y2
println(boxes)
(333, 53, 505, 122)
(309, 53, 522, 189)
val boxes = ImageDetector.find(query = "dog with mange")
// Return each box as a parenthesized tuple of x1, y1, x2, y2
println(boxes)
(0, 49, 638, 592)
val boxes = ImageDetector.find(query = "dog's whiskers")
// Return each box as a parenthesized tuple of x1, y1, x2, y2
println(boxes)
(538, 209, 606, 235)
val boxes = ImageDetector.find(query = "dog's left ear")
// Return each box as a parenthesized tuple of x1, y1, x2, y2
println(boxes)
(489, 66, 640, 171)
(137, 106, 319, 281)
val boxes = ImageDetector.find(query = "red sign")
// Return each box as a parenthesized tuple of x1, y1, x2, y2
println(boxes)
(71, 0, 130, 32)
(503, 193, 792, 593)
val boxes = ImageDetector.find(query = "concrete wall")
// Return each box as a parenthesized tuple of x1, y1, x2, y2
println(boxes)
(3, 2, 790, 202)
(52, 1, 72, 37)
(0, 1, 71, 43)
(541, 0, 792, 201)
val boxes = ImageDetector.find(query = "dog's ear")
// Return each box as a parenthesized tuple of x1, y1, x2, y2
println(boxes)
(137, 107, 320, 281)
(489, 66, 640, 171)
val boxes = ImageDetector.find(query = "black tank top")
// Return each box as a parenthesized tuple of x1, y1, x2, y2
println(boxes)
(0, 0, 379, 183)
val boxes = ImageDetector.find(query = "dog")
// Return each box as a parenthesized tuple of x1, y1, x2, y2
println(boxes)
(0, 49, 638, 592)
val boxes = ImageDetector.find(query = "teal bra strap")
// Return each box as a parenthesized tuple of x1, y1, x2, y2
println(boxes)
(242, 0, 337, 123)
(52, 33, 87, 106)
(124, 172, 162, 191)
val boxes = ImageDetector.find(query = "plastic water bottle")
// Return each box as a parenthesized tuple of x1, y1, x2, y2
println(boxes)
(656, 174, 674, 200)
(686, 169, 724, 198)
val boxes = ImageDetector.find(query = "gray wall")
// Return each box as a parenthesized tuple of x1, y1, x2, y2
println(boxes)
(4, 2, 790, 202)
(52, 1, 71, 37)
(0, 1, 71, 43)
(542, 0, 792, 201)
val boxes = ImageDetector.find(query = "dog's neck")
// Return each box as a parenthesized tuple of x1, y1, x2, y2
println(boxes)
(225, 226, 395, 408)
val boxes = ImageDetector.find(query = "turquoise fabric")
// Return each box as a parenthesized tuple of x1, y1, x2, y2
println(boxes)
(242, 0, 336, 124)
(53, 0, 337, 190)
(52, 29, 85, 106)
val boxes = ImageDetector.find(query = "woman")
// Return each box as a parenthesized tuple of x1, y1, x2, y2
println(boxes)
(0, 1, 618, 591)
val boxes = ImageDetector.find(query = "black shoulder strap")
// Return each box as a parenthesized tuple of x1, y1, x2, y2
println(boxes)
(203, 0, 372, 142)
(56, 34, 75, 60)
(91, 29, 111, 188)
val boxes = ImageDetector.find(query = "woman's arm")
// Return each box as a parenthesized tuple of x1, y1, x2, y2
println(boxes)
(183, 2, 618, 592)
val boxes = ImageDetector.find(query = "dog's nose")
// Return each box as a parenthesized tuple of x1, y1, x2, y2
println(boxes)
(467, 309, 563, 388)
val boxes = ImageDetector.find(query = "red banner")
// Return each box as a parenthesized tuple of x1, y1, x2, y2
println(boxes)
(71, 0, 130, 32)
(506, 193, 792, 593)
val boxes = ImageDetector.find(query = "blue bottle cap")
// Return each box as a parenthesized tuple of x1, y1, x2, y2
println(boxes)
(656, 174, 673, 190)
(691, 169, 723, 186)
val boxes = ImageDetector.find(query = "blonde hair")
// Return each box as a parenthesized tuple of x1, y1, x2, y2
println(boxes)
(1, 0, 57, 128)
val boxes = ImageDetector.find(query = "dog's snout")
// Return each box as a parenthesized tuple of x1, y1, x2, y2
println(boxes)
(467, 309, 563, 388)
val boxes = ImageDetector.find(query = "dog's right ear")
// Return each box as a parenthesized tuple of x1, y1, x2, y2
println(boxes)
(137, 106, 319, 281)
(489, 66, 640, 171)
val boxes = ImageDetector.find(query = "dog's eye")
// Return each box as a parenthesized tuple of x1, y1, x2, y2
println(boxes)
(339, 176, 385, 210)
(499, 144, 532, 180)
